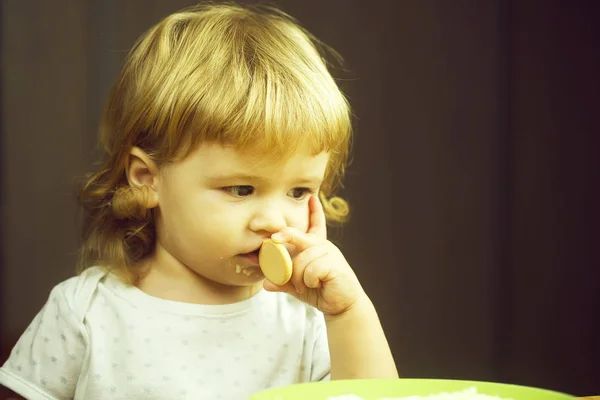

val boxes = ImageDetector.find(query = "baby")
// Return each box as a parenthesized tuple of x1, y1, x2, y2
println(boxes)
(0, 3, 398, 399)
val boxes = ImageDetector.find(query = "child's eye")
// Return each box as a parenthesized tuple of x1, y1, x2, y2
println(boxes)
(288, 188, 312, 200)
(224, 186, 254, 197)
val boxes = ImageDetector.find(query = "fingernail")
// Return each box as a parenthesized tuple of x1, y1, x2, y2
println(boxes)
(272, 233, 285, 242)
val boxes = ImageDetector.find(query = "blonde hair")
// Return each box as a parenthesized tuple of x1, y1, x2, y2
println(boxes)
(78, 2, 353, 278)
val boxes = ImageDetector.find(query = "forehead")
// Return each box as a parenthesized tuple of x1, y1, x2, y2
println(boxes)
(178, 142, 330, 179)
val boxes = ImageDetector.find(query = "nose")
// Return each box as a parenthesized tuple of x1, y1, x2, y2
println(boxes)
(249, 202, 287, 235)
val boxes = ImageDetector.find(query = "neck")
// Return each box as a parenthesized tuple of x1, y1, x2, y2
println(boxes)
(135, 244, 263, 305)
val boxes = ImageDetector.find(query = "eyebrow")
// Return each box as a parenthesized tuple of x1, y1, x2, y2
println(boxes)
(206, 173, 323, 186)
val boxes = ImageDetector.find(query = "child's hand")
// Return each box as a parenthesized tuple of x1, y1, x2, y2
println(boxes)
(263, 195, 366, 317)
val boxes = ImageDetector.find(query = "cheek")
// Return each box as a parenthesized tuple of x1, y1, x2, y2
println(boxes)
(158, 190, 227, 237)
(286, 204, 311, 232)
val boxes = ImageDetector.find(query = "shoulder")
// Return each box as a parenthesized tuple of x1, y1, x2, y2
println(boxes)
(53, 266, 109, 322)
(0, 268, 108, 398)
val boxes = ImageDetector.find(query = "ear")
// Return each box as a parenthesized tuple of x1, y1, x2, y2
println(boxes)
(126, 147, 159, 208)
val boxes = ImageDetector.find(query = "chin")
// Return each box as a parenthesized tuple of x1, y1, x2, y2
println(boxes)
(235, 273, 266, 285)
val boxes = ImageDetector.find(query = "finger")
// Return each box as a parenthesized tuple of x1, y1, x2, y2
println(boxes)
(303, 254, 338, 289)
(263, 279, 296, 295)
(271, 226, 323, 252)
(290, 244, 329, 294)
(303, 243, 352, 290)
(308, 194, 327, 239)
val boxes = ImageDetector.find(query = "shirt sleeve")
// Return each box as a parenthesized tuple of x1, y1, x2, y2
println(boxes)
(0, 285, 88, 400)
(310, 310, 331, 382)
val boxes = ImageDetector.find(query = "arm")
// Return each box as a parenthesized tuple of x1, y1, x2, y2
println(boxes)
(325, 295, 398, 380)
(0, 284, 87, 400)
(263, 196, 399, 380)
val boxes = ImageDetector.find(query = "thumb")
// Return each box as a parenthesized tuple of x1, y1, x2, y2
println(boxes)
(263, 280, 300, 297)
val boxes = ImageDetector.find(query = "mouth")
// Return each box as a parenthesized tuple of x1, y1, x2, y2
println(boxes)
(237, 248, 261, 265)
(235, 247, 264, 277)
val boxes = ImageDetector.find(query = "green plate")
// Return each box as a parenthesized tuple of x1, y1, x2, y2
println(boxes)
(250, 379, 576, 399)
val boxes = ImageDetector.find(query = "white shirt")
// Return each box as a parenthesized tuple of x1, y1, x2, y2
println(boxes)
(0, 267, 330, 400)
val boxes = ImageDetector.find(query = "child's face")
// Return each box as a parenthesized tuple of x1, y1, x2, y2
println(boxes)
(153, 142, 329, 287)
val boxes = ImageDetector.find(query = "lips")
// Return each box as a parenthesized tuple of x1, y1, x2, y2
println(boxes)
(238, 249, 260, 265)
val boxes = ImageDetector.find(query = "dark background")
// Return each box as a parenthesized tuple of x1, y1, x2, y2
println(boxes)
(1, 0, 599, 397)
